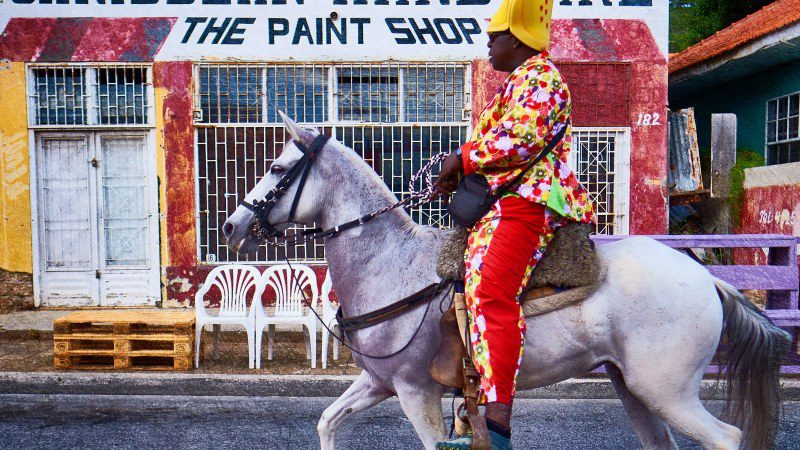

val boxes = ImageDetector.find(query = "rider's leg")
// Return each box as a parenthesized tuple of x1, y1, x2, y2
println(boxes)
(467, 196, 548, 404)
(436, 197, 554, 449)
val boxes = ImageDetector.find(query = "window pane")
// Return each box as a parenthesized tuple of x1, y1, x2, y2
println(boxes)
(336, 66, 399, 122)
(404, 66, 465, 122)
(265, 66, 328, 123)
(778, 119, 788, 141)
(767, 121, 777, 143)
(199, 66, 262, 123)
(767, 100, 777, 121)
(790, 141, 800, 164)
(34, 68, 86, 125)
(790, 94, 799, 117)
(97, 67, 148, 125)
(790, 116, 799, 140)
(778, 97, 789, 119)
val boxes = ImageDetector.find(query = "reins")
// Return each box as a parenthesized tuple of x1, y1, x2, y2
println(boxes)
(241, 134, 453, 359)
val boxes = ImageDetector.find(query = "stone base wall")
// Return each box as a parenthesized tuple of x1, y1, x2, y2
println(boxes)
(0, 269, 34, 312)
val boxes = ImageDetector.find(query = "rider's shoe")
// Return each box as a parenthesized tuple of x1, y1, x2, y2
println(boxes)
(434, 430, 512, 450)
(435, 433, 473, 450)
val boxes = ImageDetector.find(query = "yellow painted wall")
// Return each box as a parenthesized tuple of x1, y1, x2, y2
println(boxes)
(154, 74, 170, 301)
(0, 62, 32, 273)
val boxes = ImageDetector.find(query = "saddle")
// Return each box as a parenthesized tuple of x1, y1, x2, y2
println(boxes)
(428, 223, 604, 447)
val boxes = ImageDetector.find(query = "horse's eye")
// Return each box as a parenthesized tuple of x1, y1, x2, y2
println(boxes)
(270, 165, 286, 175)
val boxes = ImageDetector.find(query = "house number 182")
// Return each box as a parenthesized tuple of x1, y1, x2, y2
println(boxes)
(636, 113, 662, 126)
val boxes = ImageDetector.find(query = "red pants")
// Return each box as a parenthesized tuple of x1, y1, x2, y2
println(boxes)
(464, 195, 553, 405)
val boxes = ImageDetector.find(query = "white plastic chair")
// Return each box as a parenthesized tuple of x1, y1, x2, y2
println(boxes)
(255, 264, 319, 369)
(320, 271, 341, 369)
(195, 265, 262, 369)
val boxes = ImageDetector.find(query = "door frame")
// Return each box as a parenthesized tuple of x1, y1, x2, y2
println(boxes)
(30, 130, 160, 307)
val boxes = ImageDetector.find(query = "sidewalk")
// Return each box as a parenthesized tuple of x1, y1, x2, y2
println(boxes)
(1, 371, 799, 400)
(1, 309, 799, 400)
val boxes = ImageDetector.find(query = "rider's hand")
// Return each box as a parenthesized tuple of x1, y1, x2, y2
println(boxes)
(432, 151, 464, 201)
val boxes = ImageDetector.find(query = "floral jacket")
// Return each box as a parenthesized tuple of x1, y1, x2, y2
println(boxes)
(460, 51, 594, 224)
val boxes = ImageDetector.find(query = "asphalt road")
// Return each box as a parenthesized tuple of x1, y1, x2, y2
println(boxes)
(1, 394, 798, 449)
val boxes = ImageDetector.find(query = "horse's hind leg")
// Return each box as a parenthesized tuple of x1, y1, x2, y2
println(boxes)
(317, 370, 394, 450)
(606, 363, 677, 449)
(622, 366, 741, 450)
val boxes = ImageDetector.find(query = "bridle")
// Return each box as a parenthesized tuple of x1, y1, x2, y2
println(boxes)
(240, 133, 330, 240)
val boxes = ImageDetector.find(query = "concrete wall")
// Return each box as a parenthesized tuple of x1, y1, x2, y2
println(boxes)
(671, 59, 800, 153)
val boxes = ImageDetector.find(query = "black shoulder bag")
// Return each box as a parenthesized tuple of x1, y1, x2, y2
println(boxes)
(447, 125, 567, 228)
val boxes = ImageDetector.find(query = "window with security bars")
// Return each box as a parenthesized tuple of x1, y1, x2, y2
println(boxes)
(196, 63, 470, 264)
(766, 93, 800, 165)
(29, 65, 152, 127)
(570, 129, 629, 235)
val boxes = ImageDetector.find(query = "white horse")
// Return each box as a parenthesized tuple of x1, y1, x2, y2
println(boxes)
(222, 115, 791, 450)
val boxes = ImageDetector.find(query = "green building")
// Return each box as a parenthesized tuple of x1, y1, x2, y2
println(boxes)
(669, 0, 800, 165)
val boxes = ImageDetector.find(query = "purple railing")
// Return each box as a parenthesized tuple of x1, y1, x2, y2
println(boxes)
(592, 234, 799, 374)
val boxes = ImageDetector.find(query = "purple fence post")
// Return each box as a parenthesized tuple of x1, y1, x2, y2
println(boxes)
(767, 246, 792, 310)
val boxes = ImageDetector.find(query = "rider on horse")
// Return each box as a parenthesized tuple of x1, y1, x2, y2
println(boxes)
(434, 0, 595, 447)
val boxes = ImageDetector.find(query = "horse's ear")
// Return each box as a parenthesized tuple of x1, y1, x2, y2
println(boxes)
(279, 110, 318, 147)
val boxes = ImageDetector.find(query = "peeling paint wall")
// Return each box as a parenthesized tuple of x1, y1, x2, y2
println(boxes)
(737, 163, 800, 266)
(154, 61, 198, 304)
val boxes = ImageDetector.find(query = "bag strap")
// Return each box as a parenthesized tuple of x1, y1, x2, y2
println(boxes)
(499, 123, 568, 193)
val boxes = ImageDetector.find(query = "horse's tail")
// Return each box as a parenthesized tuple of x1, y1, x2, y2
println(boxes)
(714, 278, 792, 449)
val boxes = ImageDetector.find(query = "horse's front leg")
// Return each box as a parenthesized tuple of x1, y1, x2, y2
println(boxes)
(396, 381, 446, 449)
(317, 370, 394, 450)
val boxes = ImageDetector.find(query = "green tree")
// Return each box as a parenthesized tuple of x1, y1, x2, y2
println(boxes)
(670, 0, 776, 53)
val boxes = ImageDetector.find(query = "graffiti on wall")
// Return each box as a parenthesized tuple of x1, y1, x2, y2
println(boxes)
(758, 206, 800, 232)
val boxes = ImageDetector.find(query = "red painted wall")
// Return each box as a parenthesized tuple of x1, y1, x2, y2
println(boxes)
(737, 184, 800, 266)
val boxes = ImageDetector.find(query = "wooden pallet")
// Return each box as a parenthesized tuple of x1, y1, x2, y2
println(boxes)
(54, 311, 195, 371)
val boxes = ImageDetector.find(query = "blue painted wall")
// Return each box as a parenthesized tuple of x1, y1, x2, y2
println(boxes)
(671, 58, 800, 154)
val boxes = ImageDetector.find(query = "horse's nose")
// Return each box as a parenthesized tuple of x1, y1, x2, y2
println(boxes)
(222, 221, 235, 239)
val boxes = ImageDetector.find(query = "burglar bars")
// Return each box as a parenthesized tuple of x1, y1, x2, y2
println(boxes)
(195, 62, 470, 264)
(571, 129, 630, 235)
(28, 64, 152, 127)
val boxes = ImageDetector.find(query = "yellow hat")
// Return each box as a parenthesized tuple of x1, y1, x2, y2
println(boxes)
(487, 0, 553, 51)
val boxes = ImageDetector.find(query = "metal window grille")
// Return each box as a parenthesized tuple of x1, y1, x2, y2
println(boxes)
(766, 93, 800, 165)
(198, 65, 262, 123)
(337, 66, 399, 122)
(32, 67, 86, 126)
(97, 67, 149, 125)
(196, 63, 469, 264)
(571, 129, 630, 235)
(29, 64, 152, 127)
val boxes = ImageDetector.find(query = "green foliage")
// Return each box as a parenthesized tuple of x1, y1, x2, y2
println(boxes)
(729, 148, 765, 227)
(669, 0, 776, 53)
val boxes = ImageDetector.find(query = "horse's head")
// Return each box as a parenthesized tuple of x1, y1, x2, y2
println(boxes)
(223, 112, 328, 254)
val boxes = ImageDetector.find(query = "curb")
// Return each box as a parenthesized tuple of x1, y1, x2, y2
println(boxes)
(1, 372, 799, 400)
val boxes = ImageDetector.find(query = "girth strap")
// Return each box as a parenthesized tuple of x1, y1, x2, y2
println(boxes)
(336, 281, 450, 332)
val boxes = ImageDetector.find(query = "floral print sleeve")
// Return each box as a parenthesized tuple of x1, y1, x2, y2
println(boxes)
(461, 51, 595, 224)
